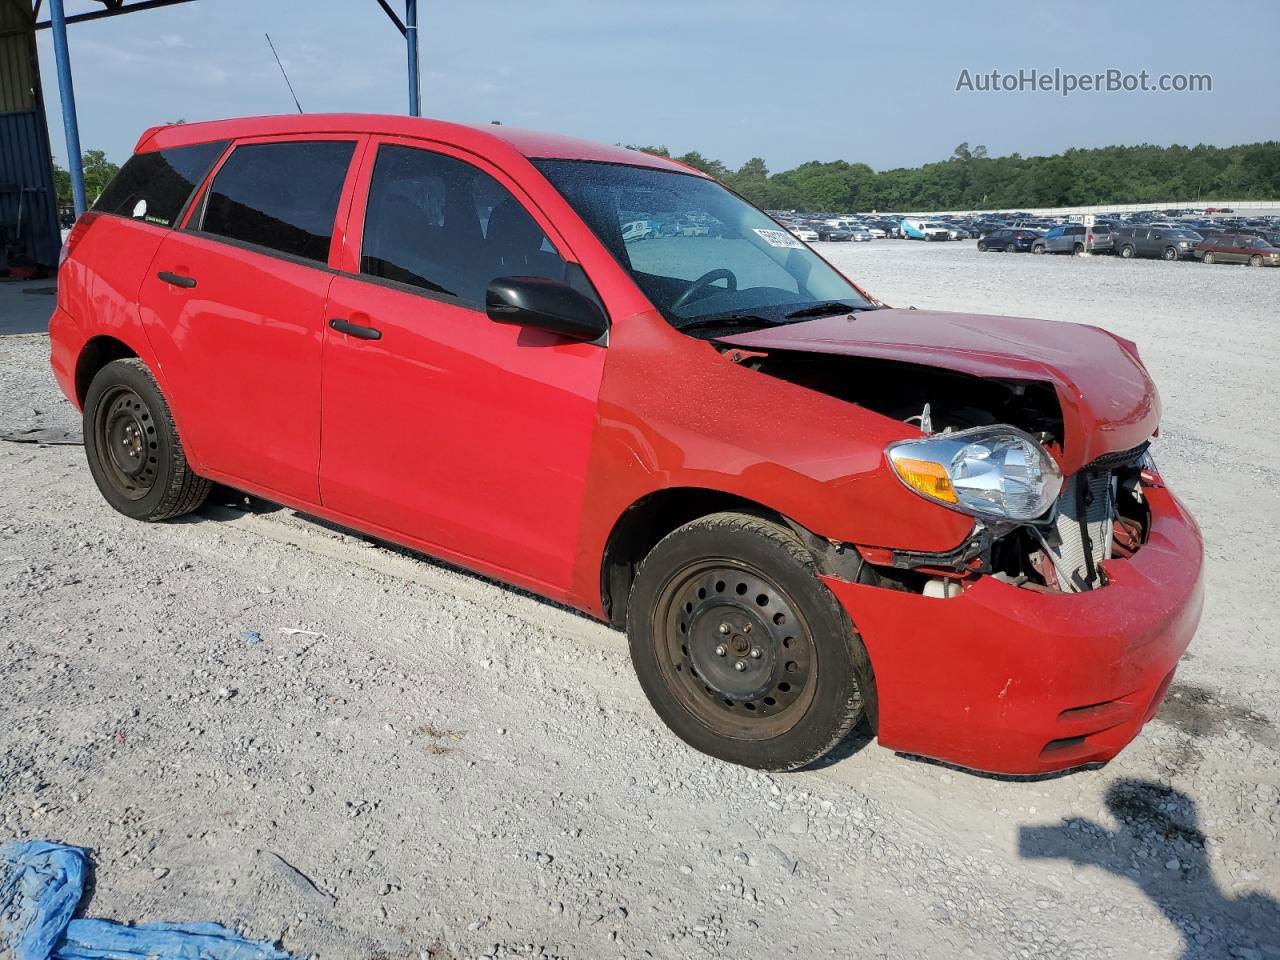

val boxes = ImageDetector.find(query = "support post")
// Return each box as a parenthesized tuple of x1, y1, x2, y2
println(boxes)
(47, 0, 86, 215)
(405, 0, 420, 116)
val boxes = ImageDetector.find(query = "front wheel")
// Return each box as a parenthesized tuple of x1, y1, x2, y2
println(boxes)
(976, 241, 988, 252)
(627, 513, 874, 771)
(1249, 255, 1264, 267)
(83, 358, 211, 521)
(1163, 246, 1178, 261)
(1032, 244, 1046, 255)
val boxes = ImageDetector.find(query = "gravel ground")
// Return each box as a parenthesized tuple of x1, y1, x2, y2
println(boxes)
(2, 240, 1277, 959)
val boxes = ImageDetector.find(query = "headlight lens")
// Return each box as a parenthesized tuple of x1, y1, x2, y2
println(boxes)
(887, 426, 1063, 521)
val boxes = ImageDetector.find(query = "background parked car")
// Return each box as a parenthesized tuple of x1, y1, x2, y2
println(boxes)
(977, 228, 1042, 252)
(786, 223, 820, 242)
(1087, 223, 1115, 253)
(1114, 227, 1202, 261)
(1032, 224, 1089, 255)
(1195, 234, 1280, 266)
(621, 220, 653, 242)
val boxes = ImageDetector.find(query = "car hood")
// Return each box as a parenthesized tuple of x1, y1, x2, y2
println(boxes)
(717, 308, 1160, 474)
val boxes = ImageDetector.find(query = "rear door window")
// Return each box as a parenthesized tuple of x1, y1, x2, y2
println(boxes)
(199, 140, 356, 263)
(94, 140, 228, 227)
(359, 144, 567, 307)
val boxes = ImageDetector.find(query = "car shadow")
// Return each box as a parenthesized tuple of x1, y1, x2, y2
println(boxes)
(1018, 778, 1279, 958)
(185, 492, 605, 627)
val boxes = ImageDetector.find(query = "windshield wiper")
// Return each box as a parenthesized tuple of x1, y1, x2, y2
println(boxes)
(673, 313, 780, 332)
(782, 301, 870, 320)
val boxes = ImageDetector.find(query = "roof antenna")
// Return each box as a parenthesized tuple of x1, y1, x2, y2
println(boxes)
(265, 33, 304, 114)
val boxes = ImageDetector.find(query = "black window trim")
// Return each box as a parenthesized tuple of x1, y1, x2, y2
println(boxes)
(351, 141, 607, 319)
(184, 137, 360, 269)
(92, 138, 232, 230)
(157, 136, 607, 326)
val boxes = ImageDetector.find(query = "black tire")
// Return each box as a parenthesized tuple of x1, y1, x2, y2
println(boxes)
(1031, 243, 1046, 255)
(1072, 242, 1084, 255)
(1249, 255, 1263, 267)
(626, 512, 874, 771)
(1004, 243, 1016, 253)
(1203, 252, 1215, 265)
(1120, 244, 1136, 259)
(1162, 246, 1178, 261)
(976, 241, 987, 252)
(83, 358, 211, 521)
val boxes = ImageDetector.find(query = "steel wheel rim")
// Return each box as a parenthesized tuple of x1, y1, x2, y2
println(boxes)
(655, 559, 817, 741)
(95, 385, 159, 501)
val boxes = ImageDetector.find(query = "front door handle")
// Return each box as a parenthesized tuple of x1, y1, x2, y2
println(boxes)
(157, 271, 197, 288)
(329, 317, 382, 341)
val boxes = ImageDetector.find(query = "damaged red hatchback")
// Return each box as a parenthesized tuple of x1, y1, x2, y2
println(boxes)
(50, 115, 1204, 774)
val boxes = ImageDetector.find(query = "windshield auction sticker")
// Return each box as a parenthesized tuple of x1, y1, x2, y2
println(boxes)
(753, 228, 805, 249)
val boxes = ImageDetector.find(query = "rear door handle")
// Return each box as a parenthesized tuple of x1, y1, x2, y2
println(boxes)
(329, 317, 382, 341)
(157, 271, 197, 288)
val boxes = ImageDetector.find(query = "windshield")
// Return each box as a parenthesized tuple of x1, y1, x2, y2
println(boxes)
(533, 159, 871, 333)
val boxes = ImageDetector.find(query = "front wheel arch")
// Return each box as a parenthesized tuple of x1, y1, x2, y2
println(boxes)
(600, 488, 786, 629)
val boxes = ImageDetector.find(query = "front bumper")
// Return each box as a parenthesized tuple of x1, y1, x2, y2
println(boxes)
(822, 485, 1204, 774)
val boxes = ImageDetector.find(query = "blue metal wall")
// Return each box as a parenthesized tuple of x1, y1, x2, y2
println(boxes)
(0, 109, 62, 269)
(1, 1, 62, 271)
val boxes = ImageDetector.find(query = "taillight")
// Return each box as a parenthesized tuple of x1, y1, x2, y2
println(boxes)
(60, 214, 89, 267)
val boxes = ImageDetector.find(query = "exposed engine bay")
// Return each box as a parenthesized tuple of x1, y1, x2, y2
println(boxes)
(726, 348, 1152, 594)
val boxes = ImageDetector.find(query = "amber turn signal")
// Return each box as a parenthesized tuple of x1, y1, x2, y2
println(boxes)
(890, 457, 959, 504)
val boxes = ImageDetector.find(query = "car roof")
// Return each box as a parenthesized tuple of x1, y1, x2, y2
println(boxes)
(134, 113, 704, 176)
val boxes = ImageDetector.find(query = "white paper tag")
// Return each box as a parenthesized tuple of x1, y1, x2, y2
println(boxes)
(754, 228, 805, 249)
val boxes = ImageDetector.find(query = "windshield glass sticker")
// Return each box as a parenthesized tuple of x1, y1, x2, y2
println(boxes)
(753, 228, 805, 249)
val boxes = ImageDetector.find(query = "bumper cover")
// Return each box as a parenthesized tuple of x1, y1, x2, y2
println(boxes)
(822, 485, 1203, 774)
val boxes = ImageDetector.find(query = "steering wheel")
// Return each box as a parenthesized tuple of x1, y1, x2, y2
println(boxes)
(671, 268, 738, 312)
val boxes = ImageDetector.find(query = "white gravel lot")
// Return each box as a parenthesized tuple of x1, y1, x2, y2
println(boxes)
(1, 240, 1277, 960)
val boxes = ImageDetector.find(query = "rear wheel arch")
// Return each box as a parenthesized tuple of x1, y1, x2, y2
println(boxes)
(75, 335, 140, 408)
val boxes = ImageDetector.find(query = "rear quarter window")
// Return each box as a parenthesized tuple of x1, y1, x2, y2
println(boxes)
(199, 140, 356, 263)
(93, 140, 228, 227)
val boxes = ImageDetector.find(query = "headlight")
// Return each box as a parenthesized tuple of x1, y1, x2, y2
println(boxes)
(887, 426, 1063, 521)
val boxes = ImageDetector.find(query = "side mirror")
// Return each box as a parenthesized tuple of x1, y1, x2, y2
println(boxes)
(485, 276, 608, 343)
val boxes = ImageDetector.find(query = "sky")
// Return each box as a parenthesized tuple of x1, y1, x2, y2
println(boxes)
(34, 0, 1280, 173)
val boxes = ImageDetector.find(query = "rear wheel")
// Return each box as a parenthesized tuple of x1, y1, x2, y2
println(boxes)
(1004, 243, 1016, 253)
(1249, 255, 1264, 267)
(627, 513, 873, 771)
(1031, 243, 1046, 255)
(976, 241, 988, 252)
(1073, 242, 1085, 254)
(83, 358, 211, 521)
(1120, 244, 1136, 259)
(1203, 251, 1216, 265)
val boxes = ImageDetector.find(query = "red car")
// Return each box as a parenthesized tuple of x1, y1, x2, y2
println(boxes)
(50, 115, 1204, 775)
(1194, 234, 1280, 267)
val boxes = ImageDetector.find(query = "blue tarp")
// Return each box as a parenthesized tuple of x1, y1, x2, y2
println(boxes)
(1, 841, 295, 960)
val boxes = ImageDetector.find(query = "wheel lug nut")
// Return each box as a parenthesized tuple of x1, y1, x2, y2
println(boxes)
(750, 648, 762, 659)
(733, 660, 747, 672)
(718, 623, 730, 634)
(714, 645, 727, 657)
(742, 623, 752, 634)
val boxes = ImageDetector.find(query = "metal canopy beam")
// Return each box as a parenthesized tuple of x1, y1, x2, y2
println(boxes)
(373, 0, 420, 117)
(31, 0, 193, 30)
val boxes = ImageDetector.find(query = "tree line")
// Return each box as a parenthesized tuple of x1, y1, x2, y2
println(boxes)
(627, 141, 1280, 212)
(55, 138, 1280, 213)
